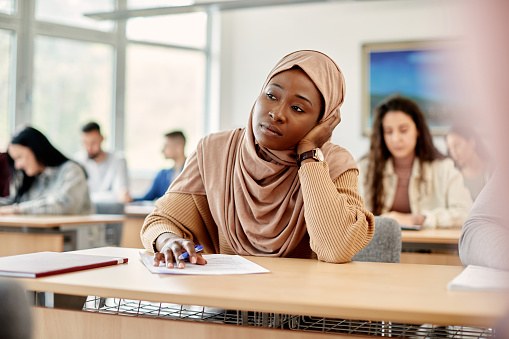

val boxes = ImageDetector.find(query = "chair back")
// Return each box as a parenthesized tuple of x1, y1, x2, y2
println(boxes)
(351, 216, 401, 263)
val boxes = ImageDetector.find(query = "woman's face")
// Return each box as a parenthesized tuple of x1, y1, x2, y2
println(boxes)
(7, 144, 44, 177)
(382, 111, 419, 160)
(252, 68, 323, 151)
(446, 132, 474, 167)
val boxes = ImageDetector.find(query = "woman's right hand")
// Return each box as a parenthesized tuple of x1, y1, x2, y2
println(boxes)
(153, 233, 207, 269)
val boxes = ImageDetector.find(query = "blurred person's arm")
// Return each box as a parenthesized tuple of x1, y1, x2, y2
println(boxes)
(136, 170, 167, 201)
(459, 169, 509, 270)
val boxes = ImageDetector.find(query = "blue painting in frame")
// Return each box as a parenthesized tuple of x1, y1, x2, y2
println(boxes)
(362, 41, 456, 136)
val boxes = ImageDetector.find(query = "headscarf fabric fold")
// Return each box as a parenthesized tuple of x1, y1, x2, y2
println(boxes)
(170, 50, 357, 256)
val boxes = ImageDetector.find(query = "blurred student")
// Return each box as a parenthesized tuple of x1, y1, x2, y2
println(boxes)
(75, 122, 130, 204)
(0, 126, 93, 215)
(457, 0, 509, 274)
(446, 123, 492, 200)
(358, 95, 473, 228)
(132, 131, 187, 202)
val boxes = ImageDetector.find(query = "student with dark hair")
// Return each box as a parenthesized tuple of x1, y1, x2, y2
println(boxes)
(358, 95, 472, 228)
(446, 123, 493, 200)
(0, 126, 93, 215)
(131, 130, 187, 202)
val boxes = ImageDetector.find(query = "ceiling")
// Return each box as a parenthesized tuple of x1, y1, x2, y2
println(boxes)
(84, 0, 367, 20)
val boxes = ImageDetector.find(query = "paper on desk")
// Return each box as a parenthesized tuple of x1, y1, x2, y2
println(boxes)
(139, 250, 270, 275)
(447, 265, 509, 291)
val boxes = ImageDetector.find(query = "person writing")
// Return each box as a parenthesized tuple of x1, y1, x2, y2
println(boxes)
(131, 131, 187, 202)
(446, 123, 492, 200)
(358, 96, 473, 228)
(0, 126, 93, 215)
(141, 50, 375, 268)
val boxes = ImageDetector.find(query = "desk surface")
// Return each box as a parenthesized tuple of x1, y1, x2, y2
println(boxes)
(15, 247, 509, 328)
(0, 214, 126, 228)
(401, 228, 462, 244)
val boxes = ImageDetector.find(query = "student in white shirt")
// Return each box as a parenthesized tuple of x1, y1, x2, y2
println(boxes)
(75, 121, 130, 204)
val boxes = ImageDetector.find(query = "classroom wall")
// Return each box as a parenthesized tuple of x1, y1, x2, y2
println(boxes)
(217, 0, 462, 161)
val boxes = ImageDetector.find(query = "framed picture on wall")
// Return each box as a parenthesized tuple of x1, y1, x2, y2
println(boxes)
(361, 40, 458, 136)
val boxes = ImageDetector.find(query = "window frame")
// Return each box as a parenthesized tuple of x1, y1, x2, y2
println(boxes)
(1, 0, 215, 152)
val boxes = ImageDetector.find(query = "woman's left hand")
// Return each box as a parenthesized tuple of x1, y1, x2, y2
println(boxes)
(297, 111, 340, 154)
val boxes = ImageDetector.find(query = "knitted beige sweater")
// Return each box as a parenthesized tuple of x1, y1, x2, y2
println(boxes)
(141, 162, 374, 263)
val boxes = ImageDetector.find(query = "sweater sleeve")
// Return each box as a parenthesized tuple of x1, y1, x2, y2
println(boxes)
(140, 192, 217, 254)
(298, 161, 375, 263)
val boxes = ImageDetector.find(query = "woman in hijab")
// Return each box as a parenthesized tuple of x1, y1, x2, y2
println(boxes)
(0, 126, 93, 215)
(141, 50, 375, 268)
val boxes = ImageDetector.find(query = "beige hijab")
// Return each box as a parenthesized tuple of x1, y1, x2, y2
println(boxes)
(170, 50, 357, 256)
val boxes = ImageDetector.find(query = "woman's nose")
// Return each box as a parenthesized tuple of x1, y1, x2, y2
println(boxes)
(268, 109, 286, 123)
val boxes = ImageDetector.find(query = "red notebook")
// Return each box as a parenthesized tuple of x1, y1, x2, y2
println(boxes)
(0, 251, 128, 278)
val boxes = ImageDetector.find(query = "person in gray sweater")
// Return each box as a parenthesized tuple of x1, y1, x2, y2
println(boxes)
(0, 126, 93, 215)
(459, 168, 509, 270)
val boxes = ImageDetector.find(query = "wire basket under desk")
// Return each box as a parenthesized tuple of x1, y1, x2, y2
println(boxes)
(82, 296, 496, 338)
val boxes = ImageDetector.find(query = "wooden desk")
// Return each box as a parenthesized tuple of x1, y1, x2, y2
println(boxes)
(0, 215, 126, 256)
(401, 228, 463, 266)
(14, 247, 509, 338)
(121, 202, 154, 248)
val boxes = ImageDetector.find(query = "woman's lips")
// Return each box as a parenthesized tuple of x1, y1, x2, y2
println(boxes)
(260, 123, 282, 136)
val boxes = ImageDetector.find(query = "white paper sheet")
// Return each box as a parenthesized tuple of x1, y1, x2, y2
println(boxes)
(447, 265, 509, 291)
(139, 250, 270, 275)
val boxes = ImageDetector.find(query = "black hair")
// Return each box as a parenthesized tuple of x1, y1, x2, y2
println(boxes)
(82, 121, 101, 133)
(9, 127, 69, 202)
(164, 130, 186, 144)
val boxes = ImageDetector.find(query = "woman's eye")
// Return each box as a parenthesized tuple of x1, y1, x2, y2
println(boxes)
(266, 93, 276, 100)
(292, 106, 304, 112)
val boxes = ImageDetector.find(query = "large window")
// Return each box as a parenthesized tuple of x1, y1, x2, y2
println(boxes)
(0, 29, 13, 150)
(3, 0, 211, 190)
(35, 0, 114, 31)
(124, 10, 208, 178)
(32, 36, 114, 157)
(0, 0, 16, 15)
(125, 45, 205, 173)
(127, 12, 207, 49)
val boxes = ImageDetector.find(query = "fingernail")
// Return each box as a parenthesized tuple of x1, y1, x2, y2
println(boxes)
(191, 256, 197, 264)
(178, 262, 184, 269)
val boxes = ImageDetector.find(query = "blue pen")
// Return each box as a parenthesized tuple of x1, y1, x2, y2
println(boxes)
(178, 245, 203, 261)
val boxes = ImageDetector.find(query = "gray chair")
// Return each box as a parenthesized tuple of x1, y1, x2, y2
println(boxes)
(94, 202, 125, 247)
(0, 279, 32, 339)
(351, 216, 401, 263)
